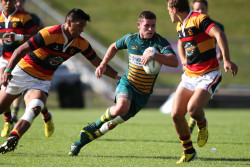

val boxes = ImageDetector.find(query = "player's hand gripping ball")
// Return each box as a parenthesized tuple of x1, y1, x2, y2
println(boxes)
(143, 47, 162, 75)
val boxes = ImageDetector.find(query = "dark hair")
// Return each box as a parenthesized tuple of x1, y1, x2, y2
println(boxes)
(65, 8, 91, 22)
(138, 10, 156, 22)
(167, 0, 190, 13)
(192, 0, 208, 9)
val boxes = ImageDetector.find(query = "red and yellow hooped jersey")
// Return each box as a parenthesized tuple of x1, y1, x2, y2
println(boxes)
(177, 11, 220, 77)
(0, 9, 37, 61)
(18, 24, 97, 81)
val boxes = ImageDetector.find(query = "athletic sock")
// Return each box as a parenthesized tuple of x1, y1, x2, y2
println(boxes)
(197, 119, 207, 129)
(4, 110, 13, 122)
(9, 130, 21, 139)
(93, 108, 115, 128)
(179, 135, 195, 154)
(11, 106, 19, 114)
(41, 107, 50, 122)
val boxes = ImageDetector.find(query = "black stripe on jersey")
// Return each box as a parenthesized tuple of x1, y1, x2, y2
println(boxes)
(3, 42, 20, 52)
(8, 21, 24, 29)
(187, 48, 216, 65)
(81, 44, 97, 60)
(199, 17, 214, 32)
(0, 22, 5, 30)
(64, 46, 82, 55)
(24, 19, 36, 30)
(28, 33, 45, 50)
(27, 52, 65, 71)
(178, 26, 202, 39)
(47, 43, 64, 52)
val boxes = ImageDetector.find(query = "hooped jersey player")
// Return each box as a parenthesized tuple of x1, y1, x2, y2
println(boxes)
(0, 8, 37, 61)
(177, 10, 219, 77)
(116, 32, 175, 94)
(18, 24, 97, 81)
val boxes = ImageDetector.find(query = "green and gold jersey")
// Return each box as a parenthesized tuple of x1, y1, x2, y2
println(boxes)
(116, 32, 175, 94)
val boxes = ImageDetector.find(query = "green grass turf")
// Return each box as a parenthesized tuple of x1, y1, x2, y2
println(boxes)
(0, 108, 249, 166)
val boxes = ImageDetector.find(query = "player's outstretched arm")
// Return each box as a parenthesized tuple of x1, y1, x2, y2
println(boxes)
(208, 25, 238, 77)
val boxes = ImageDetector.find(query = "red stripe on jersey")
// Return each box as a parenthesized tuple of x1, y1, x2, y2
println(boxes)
(30, 37, 38, 50)
(47, 25, 62, 34)
(2, 52, 12, 61)
(190, 12, 200, 17)
(85, 48, 94, 58)
(42, 47, 71, 59)
(26, 25, 37, 33)
(180, 31, 212, 44)
(205, 23, 216, 34)
(23, 56, 54, 75)
(186, 57, 219, 71)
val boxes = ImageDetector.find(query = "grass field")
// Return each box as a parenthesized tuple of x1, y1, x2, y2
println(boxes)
(0, 108, 249, 167)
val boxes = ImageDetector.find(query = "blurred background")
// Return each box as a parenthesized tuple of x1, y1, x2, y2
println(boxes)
(21, 0, 250, 109)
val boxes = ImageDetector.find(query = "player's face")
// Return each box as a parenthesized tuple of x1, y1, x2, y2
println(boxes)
(68, 19, 87, 38)
(137, 18, 156, 39)
(192, 2, 207, 14)
(15, 0, 24, 10)
(1, 0, 16, 14)
(167, 2, 178, 23)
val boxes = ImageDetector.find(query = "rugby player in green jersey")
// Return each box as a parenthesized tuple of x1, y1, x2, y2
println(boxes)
(69, 10, 178, 156)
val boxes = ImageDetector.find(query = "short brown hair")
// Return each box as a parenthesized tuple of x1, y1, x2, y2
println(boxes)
(138, 10, 156, 22)
(192, 0, 208, 9)
(167, 0, 190, 13)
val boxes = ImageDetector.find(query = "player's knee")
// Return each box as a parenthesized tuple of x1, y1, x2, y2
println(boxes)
(20, 99, 44, 124)
(114, 104, 129, 116)
(171, 110, 185, 122)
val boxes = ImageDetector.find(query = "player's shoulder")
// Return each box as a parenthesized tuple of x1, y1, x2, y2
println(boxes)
(44, 25, 62, 34)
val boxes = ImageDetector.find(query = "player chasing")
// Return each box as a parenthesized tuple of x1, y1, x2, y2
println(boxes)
(69, 10, 178, 156)
(166, 0, 238, 163)
(0, 8, 120, 154)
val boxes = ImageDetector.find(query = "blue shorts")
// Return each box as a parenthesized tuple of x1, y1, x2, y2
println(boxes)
(115, 76, 150, 117)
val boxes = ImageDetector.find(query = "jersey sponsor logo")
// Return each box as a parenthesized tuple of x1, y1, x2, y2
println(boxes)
(188, 29, 193, 36)
(131, 46, 138, 50)
(184, 42, 195, 57)
(12, 22, 17, 29)
(130, 54, 142, 67)
(49, 56, 64, 66)
(69, 48, 75, 55)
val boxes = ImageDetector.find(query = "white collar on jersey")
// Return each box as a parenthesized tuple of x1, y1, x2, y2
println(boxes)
(181, 9, 192, 37)
(2, 7, 18, 28)
(61, 24, 74, 53)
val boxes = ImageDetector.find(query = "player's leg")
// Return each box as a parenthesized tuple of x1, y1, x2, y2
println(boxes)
(0, 90, 18, 137)
(188, 88, 210, 147)
(0, 90, 47, 154)
(188, 117, 196, 134)
(11, 96, 22, 123)
(171, 86, 197, 164)
(69, 90, 132, 156)
(190, 70, 221, 148)
(41, 106, 54, 137)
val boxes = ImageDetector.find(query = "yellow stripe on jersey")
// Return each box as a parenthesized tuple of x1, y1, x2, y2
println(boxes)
(19, 60, 53, 80)
(197, 38, 215, 53)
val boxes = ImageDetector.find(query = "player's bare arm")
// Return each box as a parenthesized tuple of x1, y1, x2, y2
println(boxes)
(2, 42, 31, 86)
(95, 42, 119, 79)
(177, 39, 187, 71)
(208, 25, 238, 77)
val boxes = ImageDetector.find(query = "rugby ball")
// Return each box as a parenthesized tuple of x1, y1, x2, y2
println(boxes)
(143, 47, 162, 75)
